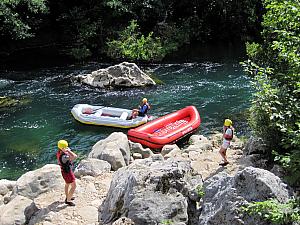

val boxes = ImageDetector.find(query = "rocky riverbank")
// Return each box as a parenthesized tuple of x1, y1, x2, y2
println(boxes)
(0, 132, 294, 225)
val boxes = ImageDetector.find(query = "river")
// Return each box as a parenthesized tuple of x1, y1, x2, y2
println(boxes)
(0, 48, 253, 179)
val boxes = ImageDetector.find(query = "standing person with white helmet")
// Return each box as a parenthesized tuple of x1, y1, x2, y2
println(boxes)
(219, 119, 234, 166)
(131, 98, 150, 119)
(56, 140, 77, 206)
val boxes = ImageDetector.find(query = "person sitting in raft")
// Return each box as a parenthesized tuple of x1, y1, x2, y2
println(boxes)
(82, 107, 94, 114)
(219, 119, 234, 166)
(131, 98, 150, 119)
(56, 140, 77, 206)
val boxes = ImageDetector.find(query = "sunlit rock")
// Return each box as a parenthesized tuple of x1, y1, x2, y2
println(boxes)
(89, 132, 130, 171)
(72, 62, 156, 88)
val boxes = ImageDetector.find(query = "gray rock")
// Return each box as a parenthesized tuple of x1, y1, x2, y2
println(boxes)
(161, 144, 180, 156)
(112, 217, 134, 225)
(89, 132, 130, 171)
(27, 207, 57, 225)
(127, 190, 188, 225)
(234, 167, 291, 202)
(99, 158, 202, 225)
(74, 158, 111, 177)
(188, 135, 209, 145)
(184, 135, 213, 153)
(163, 148, 183, 160)
(150, 154, 164, 162)
(0, 180, 16, 205)
(198, 166, 292, 225)
(14, 164, 64, 199)
(132, 153, 143, 159)
(0, 195, 37, 225)
(270, 164, 285, 178)
(244, 136, 267, 155)
(129, 141, 153, 158)
(183, 145, 202, 153)
(0, 179, 16, 196)
(3, 195, 11, 204)
(72, 62, 156, 88)
(243, 154, 269, 169)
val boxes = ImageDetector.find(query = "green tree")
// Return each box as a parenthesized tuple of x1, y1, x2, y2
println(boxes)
(106, 20, 165, 61)
(242, 0, 300, 185)
(0, 0, 48, 39)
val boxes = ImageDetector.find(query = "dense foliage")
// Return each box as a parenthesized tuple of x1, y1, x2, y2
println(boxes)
(242, 0, 300, 185)
(106, 20, 165, 61)
(0, 0, 48, 39)
(0, 0, 262, 62)
(242, 199, 300, 225)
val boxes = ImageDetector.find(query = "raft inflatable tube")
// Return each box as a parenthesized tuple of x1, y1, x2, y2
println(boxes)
(71, 104, 148, 128)
(127, 105, 201, 149)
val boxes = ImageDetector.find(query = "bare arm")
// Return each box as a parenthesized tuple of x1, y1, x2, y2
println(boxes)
(65, 148, 77, 161)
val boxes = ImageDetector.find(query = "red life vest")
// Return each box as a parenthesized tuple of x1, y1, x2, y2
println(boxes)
(223, 126, 234, 141)
(56, 150, 72, 173)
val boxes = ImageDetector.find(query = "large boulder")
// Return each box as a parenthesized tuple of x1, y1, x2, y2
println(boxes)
(198, 166, 292, 225)
(0, 195, 38, 225)
(72, 62, 156, 88)
(99, 156, 203, 225)
(74, 158, 111, 177)
(244, 136, 268, 155)
(243, 136, 270, 169)
(89, 132, 131, 171)
(13, 164, 64, 199)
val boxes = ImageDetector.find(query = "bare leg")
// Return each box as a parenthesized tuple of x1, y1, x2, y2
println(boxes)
(65, 183, 70, 199)
(67, 181, 76, 202)
(131, 109, 139, 119)
(219, 147, 229, 163)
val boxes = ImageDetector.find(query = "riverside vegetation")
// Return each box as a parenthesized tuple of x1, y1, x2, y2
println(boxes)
(241, 0, 300, 223)
(0, 0, 262, 64)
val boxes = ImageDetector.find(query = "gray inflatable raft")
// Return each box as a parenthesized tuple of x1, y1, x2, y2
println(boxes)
(71, 104, 148, 128)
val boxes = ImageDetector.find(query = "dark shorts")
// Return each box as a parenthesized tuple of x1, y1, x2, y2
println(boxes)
(61, 171, 75, 184)
(138, 112, 145, 117)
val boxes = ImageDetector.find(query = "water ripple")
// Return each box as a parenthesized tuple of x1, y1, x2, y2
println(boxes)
(0, 62, 254, 179)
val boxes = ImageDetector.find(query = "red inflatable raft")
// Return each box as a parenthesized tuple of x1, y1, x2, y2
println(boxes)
(127, 106, 201, 149)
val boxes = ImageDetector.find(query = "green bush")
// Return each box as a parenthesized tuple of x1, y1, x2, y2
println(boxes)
(273, 151, 300, 186)
(69, 46, 92, 61)
(0, 0, 48, 39)
(242, 199, 300, 225)
(196, 185, 205, 198)
(160, 219, 173, 225)
(106, 20, 165, 61)
(242, 0, 300, 185)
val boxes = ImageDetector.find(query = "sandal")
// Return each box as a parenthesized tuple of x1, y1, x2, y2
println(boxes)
(65, 201, 75, 206)
(64, 197, 75, 203)
(219, 162, 229, 166)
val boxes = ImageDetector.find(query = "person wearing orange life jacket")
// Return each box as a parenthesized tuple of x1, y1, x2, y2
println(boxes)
(56, 140, 77, 206)
(219, 119, 234, 166)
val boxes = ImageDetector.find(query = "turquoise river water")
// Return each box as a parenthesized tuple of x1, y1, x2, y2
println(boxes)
(0, 56, 253, 179)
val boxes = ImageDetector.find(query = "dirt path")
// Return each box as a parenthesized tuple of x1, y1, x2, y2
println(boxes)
(191, 146, 247, 180)
(31, 172, 113, 225)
